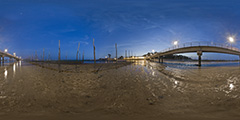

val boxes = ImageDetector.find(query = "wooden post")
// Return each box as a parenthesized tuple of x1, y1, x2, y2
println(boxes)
(0, 55, 2, 65)
(58, 40, 61, 72)
(79, 52, 81, 61)
(66, 52, 67, 60)
(43, 48, 45, 61)
(115, 43, 117, 62)
(128, 50, 130, 58)
(2, 56, 4, 64)
(58, 40, 61, 60)
(93, 38, 96, 64)
(48, 52, 50, 61)
(76, 42, 80, 61)
(82, 50, 84, 63)
(35, 51, 38, 61)
(125, 50, 127, 58)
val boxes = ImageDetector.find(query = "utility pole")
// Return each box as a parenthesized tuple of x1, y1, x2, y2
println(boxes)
(76, 42, 80, 61)
(115, 43, 117, 62)
(93, 38, 96, 64)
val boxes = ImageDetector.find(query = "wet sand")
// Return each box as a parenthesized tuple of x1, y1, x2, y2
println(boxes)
(0, 61, 240, 120)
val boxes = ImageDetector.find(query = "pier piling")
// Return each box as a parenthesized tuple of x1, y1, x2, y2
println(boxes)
(197, 51, 202, 66)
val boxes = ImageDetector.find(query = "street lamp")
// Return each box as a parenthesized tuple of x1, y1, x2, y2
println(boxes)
(4, 49, 8, 53)
(13, 53, 16, 56)
(173, 40, 178, 48)
(228, 36, 235, 49)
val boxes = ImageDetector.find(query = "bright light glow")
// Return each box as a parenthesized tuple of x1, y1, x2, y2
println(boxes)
(152, 50, 155, 53)
(4, 49, 8, 53)
(229, 83, 234, 90)
(174, 81, 179, 85)
(173, 41, 178, 45)
(13, 53, 16, 56)
(105, 56, 107, 58)
(228, 37, 234, 43)
(13, 63, 16, 74)
(4, 68, 7, 79)
(137, 57, 145, 59)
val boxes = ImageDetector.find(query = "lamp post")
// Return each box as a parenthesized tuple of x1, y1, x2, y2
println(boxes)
(228, 36, 234, 49)
(4, 49, 8, 53)
(173, 41, 178, 48)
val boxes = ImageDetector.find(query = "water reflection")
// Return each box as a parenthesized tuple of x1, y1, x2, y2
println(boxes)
(4, 68, 8, 79)
(229, 83, 234, 90)
(224, 76, 238, 94)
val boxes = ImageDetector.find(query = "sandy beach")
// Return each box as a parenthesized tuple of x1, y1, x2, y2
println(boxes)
(0, 61, 240, 120)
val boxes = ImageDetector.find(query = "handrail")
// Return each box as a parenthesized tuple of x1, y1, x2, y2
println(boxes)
(160, 41, 240, 53)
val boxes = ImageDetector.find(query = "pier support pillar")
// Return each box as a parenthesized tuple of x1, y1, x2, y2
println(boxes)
(197, 51, 202, 66)
(2, 56, 4, 66)
(158, 56, 160, 63)
(239, 55, 240, 63)
(0, 55, 2, 64)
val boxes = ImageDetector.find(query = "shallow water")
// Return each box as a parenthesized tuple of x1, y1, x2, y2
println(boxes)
(0, 60, 240, 119)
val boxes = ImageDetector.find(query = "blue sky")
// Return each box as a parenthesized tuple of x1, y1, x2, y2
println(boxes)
(0, 0, 240, 60)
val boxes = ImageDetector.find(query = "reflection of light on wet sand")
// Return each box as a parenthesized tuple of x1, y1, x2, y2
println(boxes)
(229, 83, 234, 90)
(0, 96, 7, 99)
(152, 71, 155, 76)
(13, 63, 16, 75)
(174, 81, 179, 85)
(4, 68, 8, 79)
(19, 61, 22, 66)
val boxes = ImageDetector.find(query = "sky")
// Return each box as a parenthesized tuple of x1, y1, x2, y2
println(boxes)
(1, 0, 240, 60)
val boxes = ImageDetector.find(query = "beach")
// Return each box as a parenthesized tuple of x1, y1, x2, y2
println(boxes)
(0, 61, 240, 120)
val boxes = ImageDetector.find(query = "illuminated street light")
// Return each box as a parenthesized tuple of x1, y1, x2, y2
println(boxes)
(13, 53, 16, 56)
(173, 41, 178, 45)
(228, 36, 235, 49)
(4, 49, 8, 53)
(173, 40, 179, 48)
(228, 36, 234, 43)
(152, 49, 155, 53)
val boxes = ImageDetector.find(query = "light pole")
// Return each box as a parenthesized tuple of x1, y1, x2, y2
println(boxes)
(4, 49, 8, 53)
(228, 36, 234, 49)
(173, 41, 178, 48)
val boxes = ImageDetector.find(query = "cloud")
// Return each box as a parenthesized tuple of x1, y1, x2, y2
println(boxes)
(68, 35, 89, 45)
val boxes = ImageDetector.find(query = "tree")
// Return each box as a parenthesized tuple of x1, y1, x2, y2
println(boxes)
(118, 56, 124, 59)
(108, 54, 111, 58)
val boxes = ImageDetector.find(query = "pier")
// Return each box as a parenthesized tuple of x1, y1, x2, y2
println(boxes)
(0, 49, 21, 64)
(148, 42, 240, 66)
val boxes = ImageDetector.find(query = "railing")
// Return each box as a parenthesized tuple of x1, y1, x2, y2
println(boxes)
(160, 41, 240, 53)
(0, 50, 19, 59)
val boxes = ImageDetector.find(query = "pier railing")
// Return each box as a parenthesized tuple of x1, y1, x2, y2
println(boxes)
(161, 41, 240, 53)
